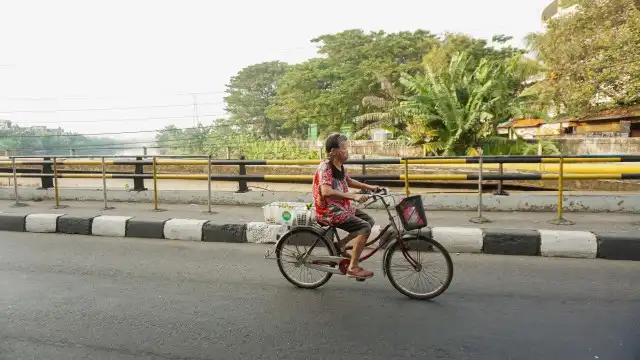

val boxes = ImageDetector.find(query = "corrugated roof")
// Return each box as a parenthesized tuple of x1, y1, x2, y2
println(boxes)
(512, 119, 545, 128)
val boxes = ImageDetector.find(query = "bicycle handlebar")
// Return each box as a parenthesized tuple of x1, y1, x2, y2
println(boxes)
(360, 188, 395, 208)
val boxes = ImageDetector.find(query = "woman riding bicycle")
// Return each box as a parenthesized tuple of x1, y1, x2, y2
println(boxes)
(312, 132, 380, 280)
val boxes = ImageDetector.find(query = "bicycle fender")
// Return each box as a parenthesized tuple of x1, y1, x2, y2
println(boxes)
(381, 239, 398, 278)
(275, 226, 338, 254)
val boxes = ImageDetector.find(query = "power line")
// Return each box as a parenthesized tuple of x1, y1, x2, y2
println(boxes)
(9, 113, 228, 125)
(0, 101, 224, 114)
(2, 91, 227, 102)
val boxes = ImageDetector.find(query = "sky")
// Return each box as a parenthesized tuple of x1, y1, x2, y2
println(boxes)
(0, 0, 553, 143)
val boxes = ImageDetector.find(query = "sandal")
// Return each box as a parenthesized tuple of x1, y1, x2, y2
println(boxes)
(347, 267, 374, 279)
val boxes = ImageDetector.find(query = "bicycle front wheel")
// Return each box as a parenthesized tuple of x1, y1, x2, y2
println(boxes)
(276, 228, 336, 289)
(384, 236, 453, 300)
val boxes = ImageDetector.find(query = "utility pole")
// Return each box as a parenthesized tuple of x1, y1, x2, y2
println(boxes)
(192, 94, 199, 127)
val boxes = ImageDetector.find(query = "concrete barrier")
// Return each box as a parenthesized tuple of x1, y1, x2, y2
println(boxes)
(25, 213, 63, 233)
(539, 230, 598, 259)
(0, 209, 637, 262)
(246, 222, 287, 244)
(91, 216, 132, 237)
(57, 215, 95, 235)
(164, 219, 208, 241)
(0, 213, 26, 232)
(202, 223, 247, 243)
(126, 219, 166, 239)
(483, 228, 540, 256)
(431, 227, 483, 253)
(594, 232, 640, 261)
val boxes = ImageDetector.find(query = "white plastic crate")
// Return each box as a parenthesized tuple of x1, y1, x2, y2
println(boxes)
(262, 201, 315, 227)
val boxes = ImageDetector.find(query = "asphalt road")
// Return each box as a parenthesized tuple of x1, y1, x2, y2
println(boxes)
(1, 232, 638, 360)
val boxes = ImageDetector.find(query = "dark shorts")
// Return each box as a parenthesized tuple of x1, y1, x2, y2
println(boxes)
(335, 209, 375, 235)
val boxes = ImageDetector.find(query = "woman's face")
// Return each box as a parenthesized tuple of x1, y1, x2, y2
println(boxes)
(335, 140, 350, 161)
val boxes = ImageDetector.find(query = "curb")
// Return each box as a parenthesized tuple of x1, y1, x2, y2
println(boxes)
(0, 213, 638, 261)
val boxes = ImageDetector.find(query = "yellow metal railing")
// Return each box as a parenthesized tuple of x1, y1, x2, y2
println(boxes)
(1, 154, 639, 225)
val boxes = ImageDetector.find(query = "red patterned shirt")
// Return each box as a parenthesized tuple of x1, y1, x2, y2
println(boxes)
(312, 160, 354, 225)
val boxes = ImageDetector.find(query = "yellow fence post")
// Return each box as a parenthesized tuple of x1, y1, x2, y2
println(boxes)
(102, 156, 114, 210)
(206, 155, 212, 214)
(152, 156, 165, 212)
(548, 155, 574, 225)
(10, 157, 28, 208)
(470, 149, 491, 224)
(404, 159, 410, 197)
(52, 157, 67, 209)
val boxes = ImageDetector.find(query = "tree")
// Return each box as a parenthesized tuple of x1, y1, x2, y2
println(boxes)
(357, 34, 543, 146)
(525, 0, 640, 116)
(224, 61, 291, 139)
(357, 51, 555, 155)
(266, 29, 439, 136)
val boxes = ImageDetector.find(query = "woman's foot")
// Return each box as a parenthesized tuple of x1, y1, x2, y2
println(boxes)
(346, 267, 374, 279)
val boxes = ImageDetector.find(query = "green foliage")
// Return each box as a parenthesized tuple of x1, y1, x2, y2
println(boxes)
(224, 61, 291, 139)
(0, 124, 120, 156)
(154, 120, 318, 160)
(356, 50, 546, 156)
(526, 0, 640, 116)
(266, 29, 439, 137)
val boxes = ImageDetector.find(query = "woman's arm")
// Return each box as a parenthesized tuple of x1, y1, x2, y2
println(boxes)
(346, 178, 378, 192)
(320, 185, 367, 202)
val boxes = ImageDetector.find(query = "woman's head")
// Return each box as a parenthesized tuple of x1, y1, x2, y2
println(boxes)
(325, 132, 349, 162)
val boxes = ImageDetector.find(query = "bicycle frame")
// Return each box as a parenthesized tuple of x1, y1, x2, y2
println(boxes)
(286, 192, 424, 277)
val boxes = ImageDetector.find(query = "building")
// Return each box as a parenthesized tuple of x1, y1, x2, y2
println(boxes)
(558, 108, 640, 138)
(541, 0, 579, 22)
(499, 107, 640, 139)
(0, 119, 11, 130)
(498, 119, 563, 139)
(371, 128, 393, 141)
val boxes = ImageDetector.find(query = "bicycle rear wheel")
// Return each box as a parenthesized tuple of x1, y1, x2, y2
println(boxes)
(384, 236, 453, 300)
(276, 228, 336, 289)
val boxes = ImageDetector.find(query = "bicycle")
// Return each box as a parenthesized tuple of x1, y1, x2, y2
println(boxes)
(265, 188, 454, 300)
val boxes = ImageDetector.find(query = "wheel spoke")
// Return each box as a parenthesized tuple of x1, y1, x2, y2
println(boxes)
(385, 238, 452, 299)
(277, 230, 334, 288)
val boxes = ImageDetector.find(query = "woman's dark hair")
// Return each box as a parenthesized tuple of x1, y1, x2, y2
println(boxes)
(325, 132, 348, 155)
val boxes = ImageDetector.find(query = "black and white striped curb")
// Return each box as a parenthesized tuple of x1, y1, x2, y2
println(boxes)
(0, 213, 638, 261)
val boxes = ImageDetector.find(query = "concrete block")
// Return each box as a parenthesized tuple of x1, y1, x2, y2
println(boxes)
(594, 232, 640, 261)
(401, 228, 434, 251)
(57, 215, 95, 235)
(91, 216, 132, 237)
(163, 219, 208, 241)
(539, 230, 597, 259)
(125, 219, 166, 239)
(25, 213, 63, 233)
(483, 228, 540, 256)
(202, 223, 247, 243)
(0, 213, 27, 232)
(246, 222, 287, 244)
(431, 227, 483, 253)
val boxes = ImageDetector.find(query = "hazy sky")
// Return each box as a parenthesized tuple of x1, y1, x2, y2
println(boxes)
(0, 0, 552, 141)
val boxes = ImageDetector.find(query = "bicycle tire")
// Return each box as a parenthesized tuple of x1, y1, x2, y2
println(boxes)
(275, 227, 337, 289)
(384, 235, 453, 300)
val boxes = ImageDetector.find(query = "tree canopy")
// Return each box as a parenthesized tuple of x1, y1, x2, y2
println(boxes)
(526, 0, 640, 116)
(224, 61, 290, 139)
(163, 6, 640, 157)
(0, 123, 120, 156)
